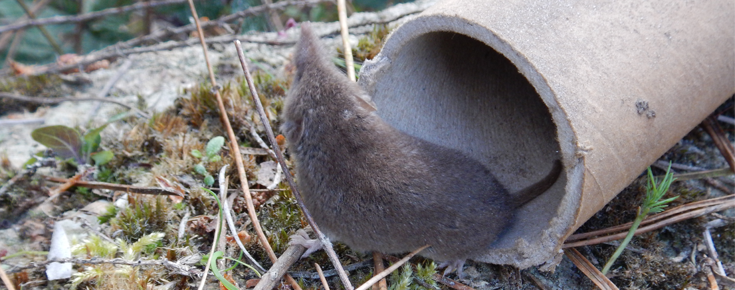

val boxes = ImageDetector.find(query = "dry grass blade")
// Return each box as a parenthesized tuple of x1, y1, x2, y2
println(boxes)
(372, 252, 387, 290)
(354, 245, 430, 290)
(701, 116, 735, 171)
(337, 0, 355, 81)
(564, 198, 735, 248)
(564, 248, 618, 290)
(234, 40, 353, 290)
(0, 265, 16, 290)
(566, 194, 735, 243)
(185, 1, 301, 289)
(43, 176, 182, 196)
(316, 263, 331, 290)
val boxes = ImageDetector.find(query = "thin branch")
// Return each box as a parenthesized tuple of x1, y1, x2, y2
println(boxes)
(4, 257, 199, 275)
(0, 0, 192, 34)
(0, 265, 15, 290)
(14, 0, 62, 54)
(1, 0, 52, 64)
(219, 166, 266, 273)
(354, 245, 430, 290)
(563, 198, 735, 248)
(563, 248, 618, 290)
(102, 0, 329, 52)
(235, 40, 353, 290)
(702, 116, 735, 172)
(566, 194, 735, 242)
(372, 252, 387, 290)
(43, 176, 182, 196)
(337, 0, 355, 81)
(261, 0, 285, 31)
(316, 263, 331, 290)
(185, 2, 301, 289)
(0, 92, 150, 118)
(254, 244, 306, 290)
(288, 260, 373, 279)
(23, 33, 290, 76)
(13, 1, 418, 77)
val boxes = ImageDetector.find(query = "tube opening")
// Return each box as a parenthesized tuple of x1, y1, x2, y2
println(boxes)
(366, 31, 565, 251)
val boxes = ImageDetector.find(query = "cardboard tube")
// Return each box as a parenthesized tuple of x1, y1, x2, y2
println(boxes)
(358, 0, 734, 268)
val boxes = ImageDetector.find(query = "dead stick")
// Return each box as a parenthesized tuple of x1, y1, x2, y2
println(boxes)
(354, 245, 429, 290)
(235, 40, 353, 290)
(564, 200, 735, 248)
(185, 2, 301, 289)
(337, 0, 355, 81)
(43, 176, 182, 196)
(316, 263, 331, 290)
(102, 0, 328, 52)
(563, 248, 618, 290)
(372, 252, 387, 290)
(566, 194, 735, 242)
(14, 0, 62, 54)
(4, 257, 198, 275)
(254, 244, 307, 290)
(0, 0, 193, 34)
(0, 265, 16, 290)
(702, 117, 735, 172)
(0, 92, 149, 118)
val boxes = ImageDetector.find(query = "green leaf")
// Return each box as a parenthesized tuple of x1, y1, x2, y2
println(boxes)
(204, 175, 215, 186)
(22, 157, 38, 168)
(83, 125, 108, 163)
(209, 155, 221, 163)
(210, 251, 239, 290)
(205, 136, 225, 158)
(91, 150, 114, 166)
(191, 149, 203, 159)
(31, 125, 83, 161)
(194, 163, 207, 175)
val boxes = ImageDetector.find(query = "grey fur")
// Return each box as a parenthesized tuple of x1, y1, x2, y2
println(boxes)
(281, 23, 561, 262)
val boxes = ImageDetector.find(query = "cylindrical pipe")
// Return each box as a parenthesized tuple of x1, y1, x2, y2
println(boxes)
(358, 0, 734, 267)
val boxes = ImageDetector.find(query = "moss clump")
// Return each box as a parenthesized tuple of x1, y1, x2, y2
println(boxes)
(0, 74, 65, 115)
(109, 196, 173, 242)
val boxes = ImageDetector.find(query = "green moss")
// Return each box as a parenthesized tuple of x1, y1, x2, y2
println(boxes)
(0, 74, 65, 115)
(110, 196, 172, 242)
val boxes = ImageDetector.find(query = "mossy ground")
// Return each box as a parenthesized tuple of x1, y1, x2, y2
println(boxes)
(0, 24, 733, 290)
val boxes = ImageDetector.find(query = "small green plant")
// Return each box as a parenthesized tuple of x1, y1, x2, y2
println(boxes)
(30, 125, 114, 167)
(389, 263, 414, 290)
(69, 233, 165, 289)
(601, 163, 678, 274)
(191, 136, 225, 186)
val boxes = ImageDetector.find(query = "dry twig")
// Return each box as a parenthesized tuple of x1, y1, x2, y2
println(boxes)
(0, 0, 193, 34)
(701, 116, 735, 172)
(13, 0, 62, 54)
(4, 257, 199, 275)
(43, 176, 182, 196)
(564, 196, 735, 247)
(337, 0, 355, 81)
(0, 265, 15, 290)
(354, 245, 430, 290)
(253, 244, 307, 290)
(185, 1, 301, 289)
(235, 40, 353, 289)
(0, 92, 150, 118)
(103, 0, 329, 52)
(316, 263, 331, 290)
(563, 248, 618, 290)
